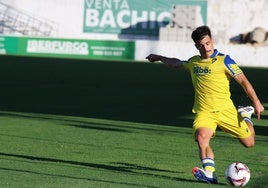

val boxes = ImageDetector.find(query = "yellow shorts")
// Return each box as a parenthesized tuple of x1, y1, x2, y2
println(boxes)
(193, 106, 251, 139)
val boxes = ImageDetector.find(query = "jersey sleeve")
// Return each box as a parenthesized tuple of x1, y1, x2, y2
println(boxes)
(224, 55, 243, 77)
(183, 61, 190, 70)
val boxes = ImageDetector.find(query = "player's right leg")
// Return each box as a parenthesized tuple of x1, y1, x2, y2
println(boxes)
(192, 167, 218, 184)
(193, 127, 218, 184)
(192, 111, 218, 184)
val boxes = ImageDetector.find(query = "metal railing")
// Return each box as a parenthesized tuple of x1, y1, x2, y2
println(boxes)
(0, 2, 57, 36)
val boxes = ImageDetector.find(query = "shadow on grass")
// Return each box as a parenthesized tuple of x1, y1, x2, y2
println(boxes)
(0, 55, 194, 128)
(0, 152, 206, 187)
(0, 166, 160, 188)
(0, 55, 267, 132)
(0, 111, 193, 135)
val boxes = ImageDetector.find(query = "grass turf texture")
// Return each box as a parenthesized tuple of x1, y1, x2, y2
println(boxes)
(0, 55, 267, 187)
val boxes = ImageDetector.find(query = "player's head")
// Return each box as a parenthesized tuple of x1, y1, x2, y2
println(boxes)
(192, 26, 214, 58)
(191, 26, 212, 43)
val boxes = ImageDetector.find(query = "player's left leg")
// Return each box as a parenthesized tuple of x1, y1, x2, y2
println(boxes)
(239, 132, 255, 148)
(238, 106, 255, 147)
(219, 106, 255, 148)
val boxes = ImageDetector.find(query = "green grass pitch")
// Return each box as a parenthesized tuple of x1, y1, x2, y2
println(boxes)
(0, 55, 267, 187)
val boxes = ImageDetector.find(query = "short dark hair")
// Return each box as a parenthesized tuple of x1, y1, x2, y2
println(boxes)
(191, 26, 212, 43)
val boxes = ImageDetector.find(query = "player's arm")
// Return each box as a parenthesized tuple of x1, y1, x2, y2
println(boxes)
(146, 54, 185, 69)
(234, 73, 264, 119)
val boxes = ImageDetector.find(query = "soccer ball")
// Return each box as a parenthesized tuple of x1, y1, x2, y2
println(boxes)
(225, 162, 250, 187)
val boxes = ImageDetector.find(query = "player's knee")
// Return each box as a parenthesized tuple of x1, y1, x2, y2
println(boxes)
(195, 128, 213, 142)
(241, 139, 255, 148)
(195, 132, 211, 146)
(245, 141, 255, 148)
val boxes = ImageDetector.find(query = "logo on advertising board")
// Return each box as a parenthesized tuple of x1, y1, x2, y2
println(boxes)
(27, 39, 89, 55)
(0, 36, 135, 60)
(83, 0, 207, 37)
(83, 0, 169, 36)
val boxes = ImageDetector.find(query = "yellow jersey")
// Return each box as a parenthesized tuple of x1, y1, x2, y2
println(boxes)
(183, 49, 243, 113)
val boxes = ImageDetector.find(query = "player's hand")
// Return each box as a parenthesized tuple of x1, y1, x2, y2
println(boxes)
(146, 54, 162, 62)
(254, 101, 264, 120)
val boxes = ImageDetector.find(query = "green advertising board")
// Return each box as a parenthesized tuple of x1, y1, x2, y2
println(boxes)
(0, 36, 135, 60)
(0, 36, 18, 54)
(83, 0, 207, 36)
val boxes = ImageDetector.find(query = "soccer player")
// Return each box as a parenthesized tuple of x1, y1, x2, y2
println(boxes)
(146, 26, 264, 184)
